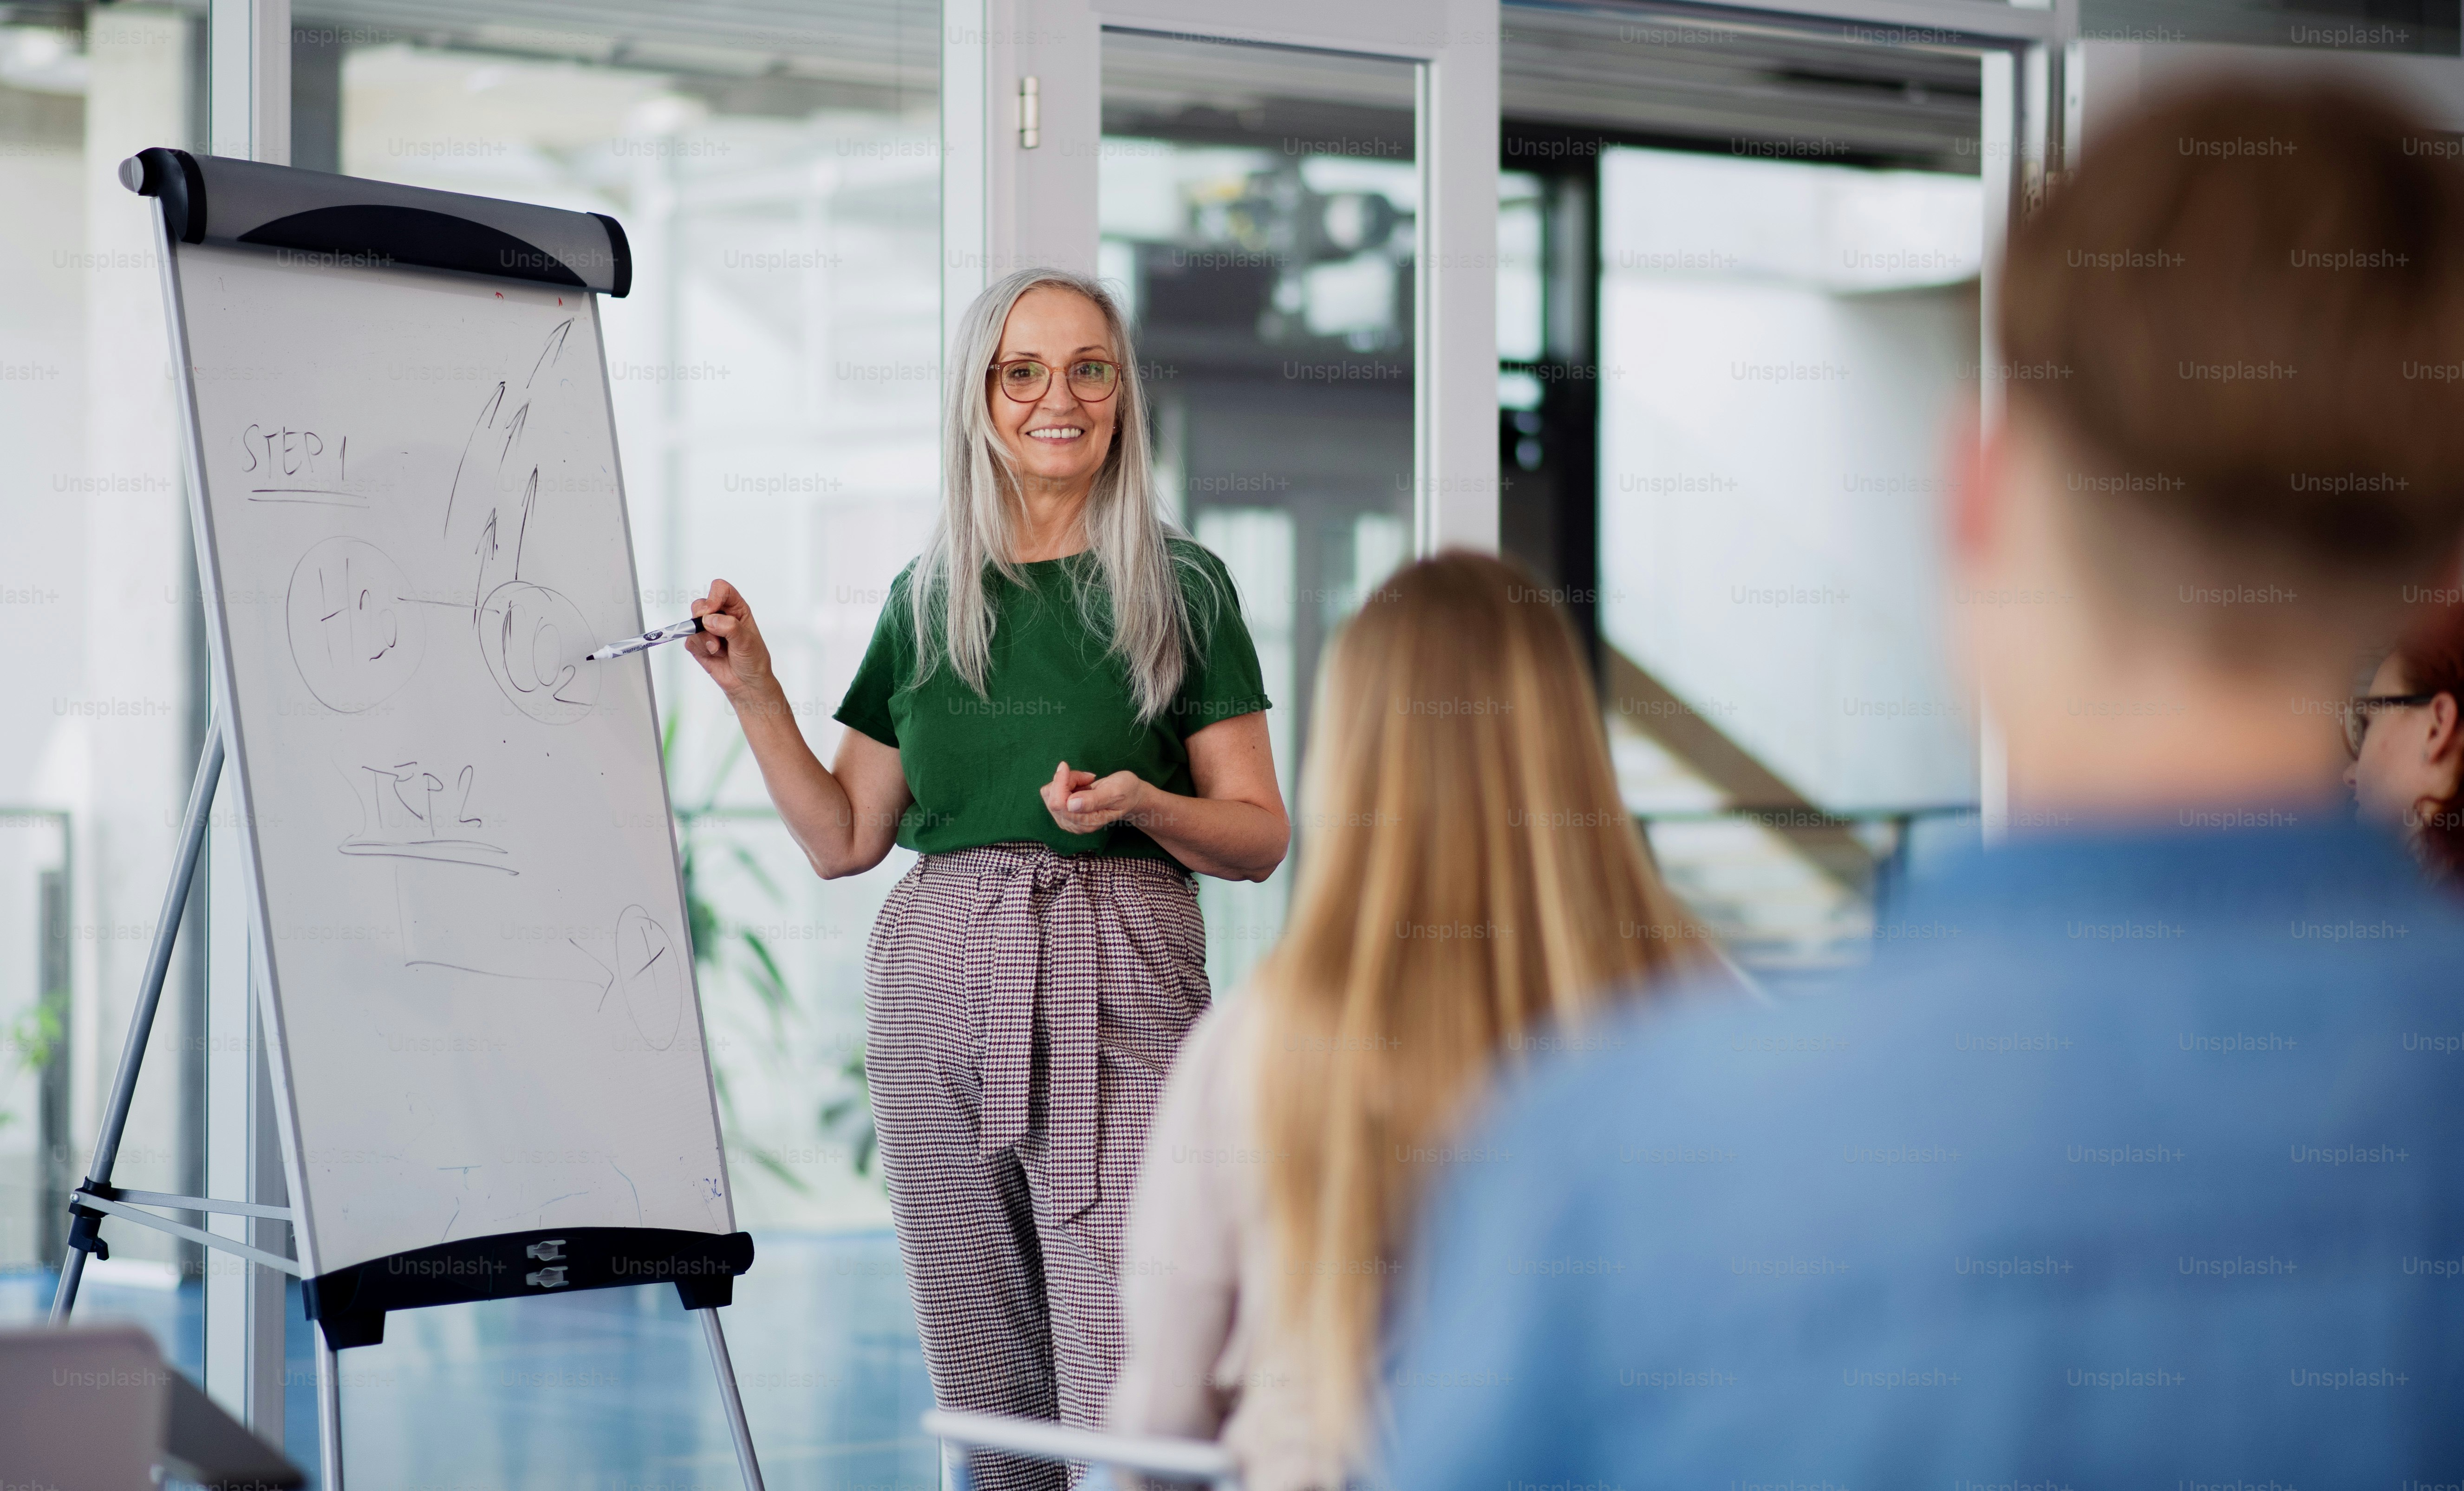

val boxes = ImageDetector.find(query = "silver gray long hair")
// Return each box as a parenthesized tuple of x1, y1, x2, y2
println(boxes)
(913, 267, 1216, 723)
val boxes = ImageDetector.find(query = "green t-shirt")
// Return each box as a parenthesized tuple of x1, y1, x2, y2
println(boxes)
(833, 540, 1271, 868)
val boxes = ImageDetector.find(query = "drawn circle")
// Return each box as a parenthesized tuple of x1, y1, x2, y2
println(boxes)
(615, 906, 684, 1052)
(285, 538, 428, 714)
(476, 581, 599, 725)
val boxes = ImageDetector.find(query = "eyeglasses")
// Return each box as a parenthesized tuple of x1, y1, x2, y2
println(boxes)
(989, 357, 1121, 404)
(2342, 691, 2441, 757)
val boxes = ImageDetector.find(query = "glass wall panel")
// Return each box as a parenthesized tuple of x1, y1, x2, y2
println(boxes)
(1596, 144, 1983, 970)
(339, 31, 940, 1245)
(0, 4, 210, 1380)
(1098, 30, 1419, 996)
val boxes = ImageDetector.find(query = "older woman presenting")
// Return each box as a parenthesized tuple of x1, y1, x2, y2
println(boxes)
(685, 267, 1288, 1486)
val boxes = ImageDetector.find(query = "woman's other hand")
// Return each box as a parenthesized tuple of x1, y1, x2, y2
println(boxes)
(1043, 760, 1151, 835)
(689, 579, 778, 705)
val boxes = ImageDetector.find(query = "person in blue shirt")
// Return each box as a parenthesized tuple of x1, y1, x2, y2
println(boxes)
(1388, 75, 2464, 1489)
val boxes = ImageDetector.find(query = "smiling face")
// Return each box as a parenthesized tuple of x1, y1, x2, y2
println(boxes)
(987, 286, 1120, 495)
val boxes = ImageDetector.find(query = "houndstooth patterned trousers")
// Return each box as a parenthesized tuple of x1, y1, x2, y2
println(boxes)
(865, 842, 1212, 1491)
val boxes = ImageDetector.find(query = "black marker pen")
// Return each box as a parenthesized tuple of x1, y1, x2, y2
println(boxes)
(585, 616, 704, 661)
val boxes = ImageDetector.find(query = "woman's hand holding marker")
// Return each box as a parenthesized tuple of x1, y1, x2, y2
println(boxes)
(688, 579, 779, 708)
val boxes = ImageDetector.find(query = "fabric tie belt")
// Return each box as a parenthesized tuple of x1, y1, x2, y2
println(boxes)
(965, 844, 1102, 1222)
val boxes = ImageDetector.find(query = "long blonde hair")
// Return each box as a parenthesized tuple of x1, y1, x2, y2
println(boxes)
(1253, 551, 1712, 1459)
(916, 267, 1214, 722)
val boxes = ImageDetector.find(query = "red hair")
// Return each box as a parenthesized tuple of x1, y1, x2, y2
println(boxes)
(2393, 596, 2464, 878)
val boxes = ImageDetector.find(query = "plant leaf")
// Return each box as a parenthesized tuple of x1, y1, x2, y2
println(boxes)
(707, 733, 746, 801)
(737, 931, 792, 1039)
(727, 842, 782, 904)
(743, 1144, 812, 1195)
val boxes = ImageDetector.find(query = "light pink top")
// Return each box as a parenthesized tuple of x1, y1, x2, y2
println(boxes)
(1107, 998, 1352, 1491)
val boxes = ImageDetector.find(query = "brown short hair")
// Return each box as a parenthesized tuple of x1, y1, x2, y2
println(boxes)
(2001, 76, 2464, 626)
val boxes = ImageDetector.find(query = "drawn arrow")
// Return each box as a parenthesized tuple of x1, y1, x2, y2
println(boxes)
(441, 382, 507, 538)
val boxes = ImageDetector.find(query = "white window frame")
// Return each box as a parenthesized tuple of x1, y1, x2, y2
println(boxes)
(203, 0, 293, 1450)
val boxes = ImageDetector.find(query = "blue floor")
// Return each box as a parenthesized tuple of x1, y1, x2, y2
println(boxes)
(4, 1231, 939, 1490)
(0, 1259, 204, 1373)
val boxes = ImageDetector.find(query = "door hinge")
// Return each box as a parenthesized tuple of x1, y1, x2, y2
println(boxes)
(1020, 75, 1042, 150)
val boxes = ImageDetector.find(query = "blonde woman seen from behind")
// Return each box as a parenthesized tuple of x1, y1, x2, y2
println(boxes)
(1106, 551, 1715, 1491)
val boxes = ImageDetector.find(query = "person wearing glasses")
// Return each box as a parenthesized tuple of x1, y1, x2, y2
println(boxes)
(2347, 598, 2464, 881)
(686, 268, 1289, 1490)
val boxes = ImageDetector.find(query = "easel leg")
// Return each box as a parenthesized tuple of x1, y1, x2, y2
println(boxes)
(316, 1333, 345, 1489)
(47, 1248, 89, 1327)
(698, 1308, 767, 1491)
(49, 720, 224, 1324)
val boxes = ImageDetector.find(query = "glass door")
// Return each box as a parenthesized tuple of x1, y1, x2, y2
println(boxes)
(1099, 31, 1420, 989)
(1487, 4, 2056, 976)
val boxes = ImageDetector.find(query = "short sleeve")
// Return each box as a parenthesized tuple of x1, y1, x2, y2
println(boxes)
(832, 567, 913, 749)
(1171, 543, 1271, 733)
